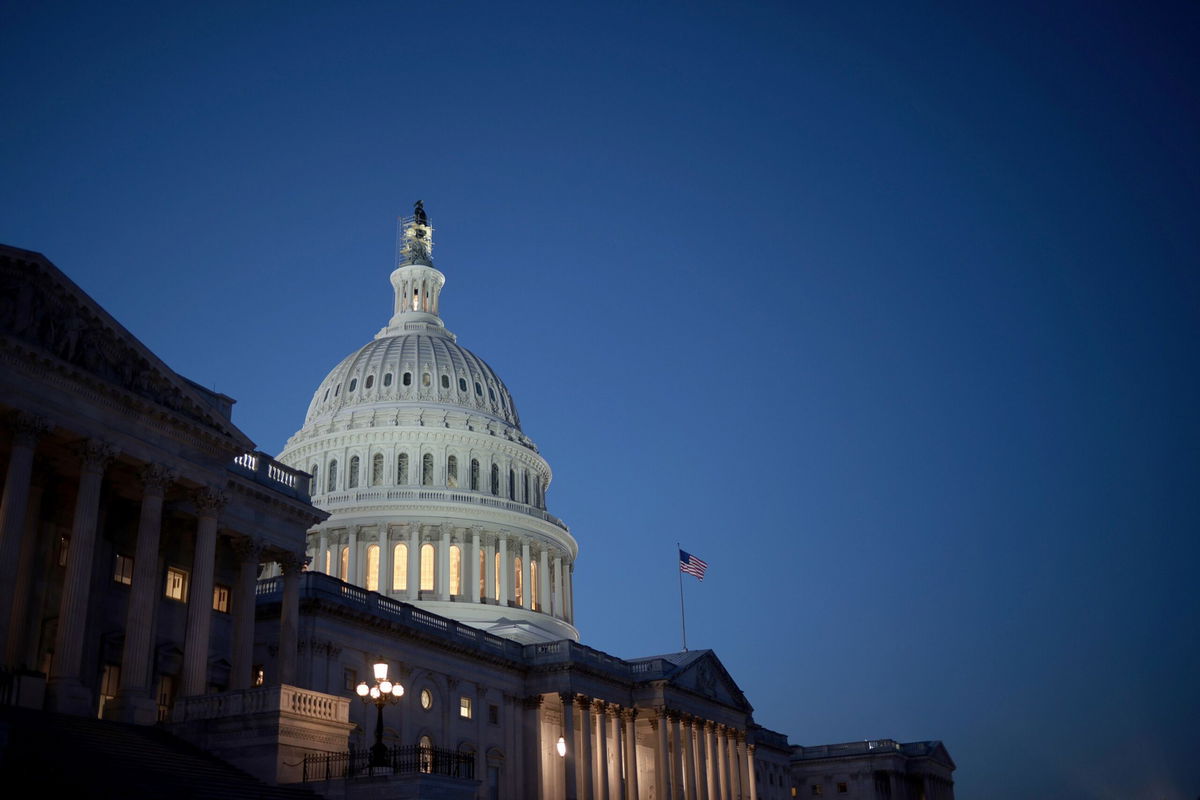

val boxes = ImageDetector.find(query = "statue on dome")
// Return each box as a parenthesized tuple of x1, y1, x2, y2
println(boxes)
(413, 200, 428, 227)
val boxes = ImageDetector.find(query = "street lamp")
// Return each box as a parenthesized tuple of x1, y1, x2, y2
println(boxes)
(556, 736, 567, 757)
(356, 662, 404, 768)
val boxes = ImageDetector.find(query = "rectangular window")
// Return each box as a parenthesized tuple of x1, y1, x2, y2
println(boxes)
(156, 675, 174, 722)
(113, 554, 134, 585)
(58, 536, 69, 567)
(212, 584, 230, 613)
(253, 665, 265, 687)
(488, 704, 499, 725)
(460, 696, 472, 719)
(344, 668, 357, 692)
(165, 567, 188, 601)
(97, 664, 120, 718)
(837, 783, 848, 794)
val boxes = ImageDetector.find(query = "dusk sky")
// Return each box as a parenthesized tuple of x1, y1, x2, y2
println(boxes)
(3, 2, 1198, 798)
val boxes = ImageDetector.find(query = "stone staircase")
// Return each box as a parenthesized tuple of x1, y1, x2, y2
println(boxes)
(0, 705, 324, 799)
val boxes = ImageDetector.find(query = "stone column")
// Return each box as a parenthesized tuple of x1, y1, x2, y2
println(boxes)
(48, 439, 116, 714)
(180, 487, 225, 697)
(6, 474, 45, 668)
(655, 709, 671, 800)
(524, 695, 544, 800)
(703, 722, 717, 800)
(553, 555, 564, 618)
(623, 709, 640, 800)
(407, 524, 420, 600)
(561, 692, 579, 800)
(378, 525, 391, 595)
(347, 525, 359, 585)
(613, 707, 626, 800)
(595, 701, 610, 800)
(484, 536, 496, 601)
(746, 743, 757, 800)
(694, 720, 709, 800)
(521, 540, 532, 609)
(469, 527, 481, 602)
(716, 726, 730, 800)
(670, 712, 685, 800)
(437, 524, 451, 601)
(109, 464, 175, 723)
(578, 696, 595, 800)
(229, 537, 262, 691)
(317, 528, 328, 574)
(0, 412, 50, 664)
(683, 716, 698, 800)
(565, 563, 575, 622)
(278, 552, 303, 685)
(728, 731, 741, 800)
(497, 536, 509, 605)
(539, 547, 550, 613)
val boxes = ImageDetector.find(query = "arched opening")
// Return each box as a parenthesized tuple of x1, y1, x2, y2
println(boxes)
(393, 543, 407, 592)
(447, 455, 458, 488)
(490, 464, 499, 496)
(470, 459, 479, 491)
(420, 543, 434, 592)
(450, 545, 462, 596)
(371, 453, 384, 486)
(513, 557, 523, 607)
(348, 456, 360, 489)
(422, 453, 434, 486)
(530, 559, 538, 610)
(365, 544, 380, 591)
(493, 552, 501, 601)
(397, 453, 409, 485)
(340, 546, 349, 582)
(327, 460, 338, 493)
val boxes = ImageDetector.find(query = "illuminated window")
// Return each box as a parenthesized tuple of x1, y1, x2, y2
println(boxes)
(420, 543, 434, 591)
(450, 545, 462, 595)
(530, 559, 538, 609)
(441, 374, 450, 389)
(340, 546, 349, 581)
(459, 696, 472, 719)
(418, 733, 433, 773)
(98, 664, 120, 718)
(397, 453, 409, 484)
(253, 666, 264, 687)
(156, 676, 174, 722)
(325, 549, 332, 574)
(365, 374, 374, 389)
(165, 567, 188, 601)
(420, 689, 433, 710)
(479, 550, 485, 600)
(470, 459, 480, 491)
(348, 456, 360, 488)
(422, 453, 433, 486)
(383, 372, 393, 387)
(490, 464, 499, 496)
(114, 554, 134, 585)
(348, 378, 357, 392)
(513, 557, 523, 606)
(447, 455, 458, 488)
(403, 372, 412, 386)
(494, 552, 501, 600)
(422, 372, 431, 387)
(212, 584, 231, 612)
(365, 544, 380, 591)
(327, 459, 338, 492)
(393, 543, 407, 591)
(458, 377, 467, 392)
(372, 453, 384, 485)
(343, 668, 357, 691)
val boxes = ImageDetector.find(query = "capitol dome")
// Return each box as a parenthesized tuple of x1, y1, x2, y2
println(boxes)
(279, 206, 578, 643)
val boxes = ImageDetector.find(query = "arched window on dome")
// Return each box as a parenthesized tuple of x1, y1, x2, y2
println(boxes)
(459, 377, 467, 393)
(327, 460, 338, 493)
(450, 545, 462, 595)
(488, 386, 496, 403)
(311, 464, 318, 493)
(371, 453, 384, 486)
(508, 469, 515, 500)
(348, 378, 357, 393)
(392, 543, 407, 591)
(420, 543, 434, 592)
(348, 456, 360, 489)
(441, 374, 450, 389)
(447, 456, 458, 488)
(474, 381, 482, 396)
(522, 471, 529, 504)
(365, 374, 374, 389)
(323, 388, 330, 402)
(340, 546, 349, 582)
(470, 459, 480, 491)
(403, 372, 412, 386)
(383, 372, 393, 387)
(422, 372, 431, 387)
(422, 453, 433, 486)
(490, 464, 499, 496)
(530, 559, 538, 610)
(493, 552, 501, 601)
(513, 557, 523, 607)
(397, 453, 409, 485)
(365, 544, 380, 591)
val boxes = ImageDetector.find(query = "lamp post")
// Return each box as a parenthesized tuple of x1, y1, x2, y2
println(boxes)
(356, 662, 404, 769)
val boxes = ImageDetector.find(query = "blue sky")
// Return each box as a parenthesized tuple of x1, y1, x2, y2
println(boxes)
(3, 2, 1198, 797)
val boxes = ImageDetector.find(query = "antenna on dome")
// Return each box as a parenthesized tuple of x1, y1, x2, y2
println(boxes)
(396, 200, 434, 267)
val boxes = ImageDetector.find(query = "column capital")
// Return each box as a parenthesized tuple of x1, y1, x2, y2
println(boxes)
(231, 536, 264, 563)
(558, 690, 575, 706)
(138, 463, 176, 494)
(592, 698, 609, 715)
(705, 719, 718, 733)
(11, 411, 52, 446)
(279, 551, 306, 574)
(192, 486, 227, 516)
(575, 694, 593, 711)
(523, 694, 544, 709)
(621, 707, 639, 722)
(79, 439, 118, 473)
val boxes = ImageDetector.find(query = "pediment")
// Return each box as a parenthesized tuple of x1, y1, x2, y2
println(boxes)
(0, 245, 252, 448)
(667, 651, 752, 713)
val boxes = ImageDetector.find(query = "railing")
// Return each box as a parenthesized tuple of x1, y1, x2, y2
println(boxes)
(231, 451, 312, 500)
(302, 745, 475, 782)
(313, 487, 568, 531)
(171, 684, 350, 723)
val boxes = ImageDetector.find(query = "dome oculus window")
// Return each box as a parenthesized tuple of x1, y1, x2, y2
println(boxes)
(334, 383, 341, 396)
(348, 378, 357, 392)
(420, 689, 433, 710)
(458, 377, 467, 392)
(365, 374, 374, 389)
(474, 381, 482, 396)
(323, 388, 330, 402)
(403, 372, 412, 386)
(422, 372, 431, 387)
(383, 372, 393, 387)
(487, 387, 496, 403)
(441, 374, 450, 389)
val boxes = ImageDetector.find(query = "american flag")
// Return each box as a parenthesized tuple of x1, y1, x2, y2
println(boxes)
(679, 549, 709, 581)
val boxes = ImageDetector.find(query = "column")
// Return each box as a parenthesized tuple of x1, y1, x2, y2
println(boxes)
(746, 744, 757, 800)
(0, 412, 49, 664)
(317, 528, 328, 574)
(561, 693, 579, 800)
(565, 563, 575, 622)
(437, 524, 451, 601)
(655, 709, 671, 800)
(623, 709, 640, 800)
(728, 730, 741, 800)
(553, 555, 564, 618)
(229, 537, 261, 691)
(716, 726, 730, 800)
(539, 548, 550, 613)
(670, 712, 685, 800)
(469, 527, 481, 602)
(407, 524, 420, 600)
(524, 695, 544, 800)
(109, 464, 175, 723)
(180, 487, 225, 697)
(6, 473, 45, 668)
(278, 552, 303, 685)
(683, 716, 698, 800)
(521, 540, 532, 609)
(695, 720, 709, 800)
(595, 701, 610, 800)
(703, 722, 717, 800)
(378, 525, 391, 595)
(614, 707, 626, 800)
(48, 439, 116, 713)
(497, 536, 509, 605)
(484, 536, 496, 602)
(578, 696, 595, 800)
(347, 526, 359, 585)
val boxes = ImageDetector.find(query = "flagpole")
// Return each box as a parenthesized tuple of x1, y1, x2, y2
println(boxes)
(677, 541, 688, 652)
